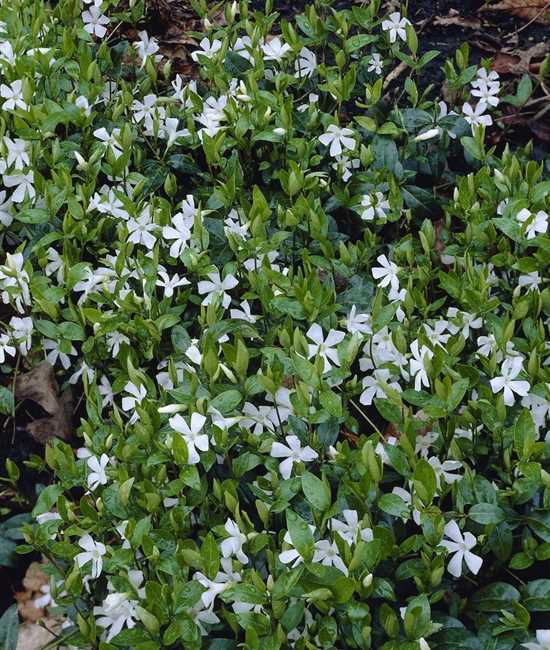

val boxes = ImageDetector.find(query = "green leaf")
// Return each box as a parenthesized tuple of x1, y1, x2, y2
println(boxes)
(447, 378, 469, 412)
(469, 582, 520, 612)
(301, 472, 331, 511)
(223, 52, 252, 76)
(233, 452, 262, 478)
(378, 494, 409, 519)
(0, 387, 14, 416)
(201, 532, 220, 580)
(521, 579, 550, 611)
(16, 208, 49, 224)
(412, 458, 436, 505)
(469, 503, 506, 525)
(286, 510, 314, 562)
(371, 302, 399, 333)
(372, 136, 399, 173)
(345, 34, 376, 53)
(514, 408, 537, 459)
(373, 397, 401, 424)
(210, 389, 242, 415)
(32, 485, 64, 517)
(0, 604, 18, 650)
(319, 390, 342, 417)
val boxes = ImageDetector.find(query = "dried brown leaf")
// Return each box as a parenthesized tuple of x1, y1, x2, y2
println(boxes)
(15, 362, 73, 443)
(481, 0, 550, 23)
(433, 11, 482, 29)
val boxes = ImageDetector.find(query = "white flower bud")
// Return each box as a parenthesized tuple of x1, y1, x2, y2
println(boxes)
(414, 127, 440, 142)
(362, 573, 373, 588)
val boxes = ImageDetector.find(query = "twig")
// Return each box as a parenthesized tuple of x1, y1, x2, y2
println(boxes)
(508, 1, 550, 38)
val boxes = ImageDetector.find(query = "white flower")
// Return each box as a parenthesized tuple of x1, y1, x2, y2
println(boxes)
(372, 254, 400, 293)
(3, 137, 30, 170)
(360, 368, 401, 405)
(331, 154, 360, 181)
(162, 203, 194, 258)
(160, 117, 190, 149)
(424, 321, 449, 348)
(367, 52, 383, 74)
(69, 361, 95, 385)
(473, 68, 499, 87)
(220, 518, 248, 564)
(0, 190, 13, 226)
(415, 127, 441, 142)
(194, 558, 240, 608)
(75, 95, 92, 116)
(87, 454, 110, 491)
(232, 36, 253, 62)
(0, 41, 15, 66)
(188, 601, 220, 635)
(409, 340, 433, 391)
(0, 80, 27, 111)
(392, 486, 421, 525)
(381, 12, 410, 43)
(45, 247, 64, 283)
(294, 47, 317, 78)
(415, 431, 438, 457)
(318, 124, 356, 157)
(439, 520, 482, 578)
(75, 534, 106, 579)
(127, 212, 157, 249)
(185, 339, 202, 366)
(278, 526, 315, 567)
(516, 208, 548, 240)
(93, 127, 123, 159)
(297, 93, 319, 112)
(230, 300, 258, 323)
(224, 210, 249, 239)
(375, 435, 398, 464)
(306, 323, 345, 373)
(361, 192, 390, 221)
(121, 382, 147, 423)
(522, 392, 550, 431)
(523, 630, 550, 650)
(490, 357, 531, 406)
(4, 171, 34, 203)
(446, 308, 482, 339)
(343, 305, 371, 336)
(0, 333, 15, 363)
(519, 271, 541, 291)
(156, 269, 190, 298)
(313, 539, 348, 575)
(169, 412, 208, 464)
(428, 457, 462, 488)
(43, 338, 76, 370)
(462, 102, 492, 128)
(191, 37, 222, 62)
(9, 316, 33, 355)
(99, 375, 114, 408)
(106, 331, 130, 358)
(470, 78, 500, 108)
(94, 593, 138, 642)
(241, 403, 277, 435)
(270, 435, 318, 480)
(330, 509, 373, 545)
(262, 36, 291, 62)
(82, 5, 109, 38)
(134, 31, 160, 68)
(197, 271, 238, 309)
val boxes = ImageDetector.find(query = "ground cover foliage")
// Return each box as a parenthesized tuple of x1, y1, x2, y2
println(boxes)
(0, 0, 550, 647)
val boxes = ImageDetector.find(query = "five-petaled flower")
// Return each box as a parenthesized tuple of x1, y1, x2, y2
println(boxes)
(270, 435, 318, 480)
(318, 124, 356, 157)
(75, 534, 106, 579)
(439, 520, 482, 578)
